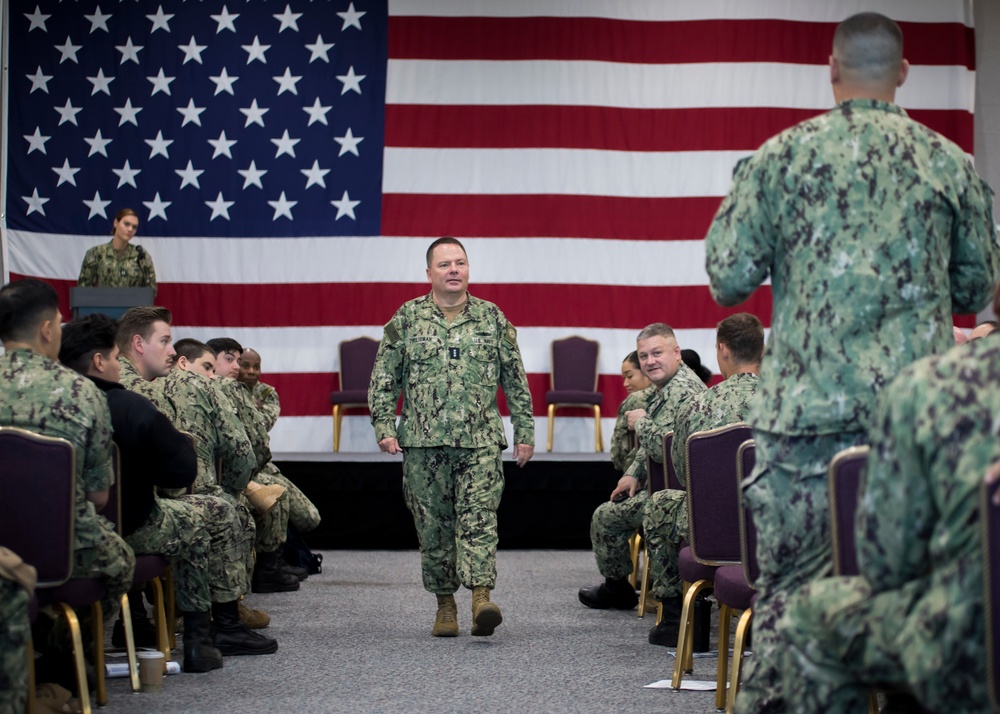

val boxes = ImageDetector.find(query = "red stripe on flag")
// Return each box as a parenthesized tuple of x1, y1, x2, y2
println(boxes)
(388, 17, 975, 68)
(382, 194, 724, 240)
(385, 105, 974, 155)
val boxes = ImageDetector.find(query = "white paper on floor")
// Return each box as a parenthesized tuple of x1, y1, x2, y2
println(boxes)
(645, 679, 717, 691)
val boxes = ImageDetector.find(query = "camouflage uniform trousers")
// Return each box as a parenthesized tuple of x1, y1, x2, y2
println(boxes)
(734, 429, 864, 714)
(126, 497, 212, 613)
(260, 462, 322, 532)
(184, 487, 256, 600)
(0, 578, 30, 714)
(781, 576, 988, 714)
(589, 490, 649, 580)
(402, 446, 504, 594)
(249, 472, 291, 554)
(641, 489, 688, 600)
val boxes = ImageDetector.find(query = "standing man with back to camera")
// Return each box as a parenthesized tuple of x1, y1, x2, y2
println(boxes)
(369, 237, 534, 638)
(704, 12, 999, 713)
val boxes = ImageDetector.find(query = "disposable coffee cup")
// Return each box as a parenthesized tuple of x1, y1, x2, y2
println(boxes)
(138, 651, 165, 692)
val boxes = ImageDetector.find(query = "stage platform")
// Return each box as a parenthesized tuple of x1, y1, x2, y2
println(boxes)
(272, 451, 618, 550)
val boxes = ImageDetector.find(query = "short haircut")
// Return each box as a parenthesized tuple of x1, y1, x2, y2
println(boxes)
(174, 338, 215, 362)
(623, 351, 641, 370)
(116, 306, 172, 352)
(0, 279, 59, 343)
(59, 313, 118, 375)
(636, 323, 676, 343)
(425, 237, 467, 267)
(832, 12, 903, 83)
(717, 313, 765, 365)
(207, 337, 243, 356)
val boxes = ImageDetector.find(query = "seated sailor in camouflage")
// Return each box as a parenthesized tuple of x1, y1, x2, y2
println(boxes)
(77, 207, 157, 296)
(704, 14, 1000, 713)
(114, 311, 277, 657)
(369, 237, 534, 638)
(0, 279, 135, 623)
(782, 336, 1000, 714)
(578, 323, 704, 610)
(645, 313, 762, 647)
(610, 351, 654, 474)
(236, 348, 281, 433)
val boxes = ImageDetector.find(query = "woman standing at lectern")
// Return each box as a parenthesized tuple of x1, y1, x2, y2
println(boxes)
(78, 207, 157, 296)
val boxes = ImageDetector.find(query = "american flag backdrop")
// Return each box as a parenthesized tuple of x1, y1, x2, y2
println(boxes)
(2, 0, 977, 453)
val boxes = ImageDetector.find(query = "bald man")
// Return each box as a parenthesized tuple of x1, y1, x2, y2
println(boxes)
(705, 12, 999, 713)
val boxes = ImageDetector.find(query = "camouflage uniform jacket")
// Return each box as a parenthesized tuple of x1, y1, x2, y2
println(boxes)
(369, 292, 534, 449)
(705, 98, 999, 437)
(0, 349, 114, 551)
(610, 386, 656, 473)
(670, 372, 758, 488)
(118, 356, 175, 419)
(219, 378, 271, 472)
(251, 381, 280, 432)
(624, 363, 706, 483)
(78, 241, 157, 295)
(160, 369, 255, 495)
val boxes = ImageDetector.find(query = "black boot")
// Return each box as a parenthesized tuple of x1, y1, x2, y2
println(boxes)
(279, 557, 309, 582)
(182, 611, 223, 673)
(252, 551, 300, 593)
(112, 587, 158, 648)
(691, 592, 713, 653)
(211, 601, 278, 656)
(648, 595, 684, 646)
(578, 577, 639, 610)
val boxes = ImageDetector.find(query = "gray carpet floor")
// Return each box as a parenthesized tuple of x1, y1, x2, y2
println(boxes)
(102, 550, 741, 713)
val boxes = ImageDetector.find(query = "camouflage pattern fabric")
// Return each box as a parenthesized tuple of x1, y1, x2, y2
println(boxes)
(705, 98, 999, 438)
(219, 378, 272, 472)
(0, 578, 29, 714)
(642, 374, 758, 601)
(781, 338, 1000, 714)
(252, 381, 280, 432)
(118, 356, 175, 419)
(161, 369, 255, 498)
(260, 463, 322, 532)
(734, 430, 864, 714)
(590, 490, 649, 580)
(623, 363, 705, 483)
(369, 293, 533, 594)
(126, 497, 213, 612)
(77, 240, 157, 295)
(368, 292, 534, 449)
(610, 386, 655, 474)
(248, 470, 290, 553)
(402, 446, 504, 593)
(0, 349, 134, 613)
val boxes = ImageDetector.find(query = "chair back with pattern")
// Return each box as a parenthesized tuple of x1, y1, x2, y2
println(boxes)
(547, 336, 602, 405)
(737, 440, 759, 587)
(685, 423, 753, 566)
(828, 446, 870, 577)
(646, 432, 671, 495)
(663, 430, 682, 491)
(983, 474, 1000, 713)
(0, 427, 76, 586)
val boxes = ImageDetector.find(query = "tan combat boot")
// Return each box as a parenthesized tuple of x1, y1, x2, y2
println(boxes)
(243, 481, 286, 515)
(239, 600, 270, 629)
(432, 594, 459, 637)
(471, 586, 503, 636)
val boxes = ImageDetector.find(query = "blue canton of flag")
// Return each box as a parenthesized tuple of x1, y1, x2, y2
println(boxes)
(6, 0, 386, 238)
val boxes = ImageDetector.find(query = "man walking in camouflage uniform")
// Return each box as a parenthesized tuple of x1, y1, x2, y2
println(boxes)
(704, 13, 999, 712)
(645, 313, 762, 646)
(0, 280, 135, 641)
(578, 323, 704, 611)
(782, 336, 1000, 713)
(369, 237, 534, 637)
(59, 314, 223, 673)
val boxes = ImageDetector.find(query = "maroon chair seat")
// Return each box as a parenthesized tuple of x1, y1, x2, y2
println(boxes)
(545, 336, 603, 452)
(679, 545, 718, 584)
(329, 336, 380, 452)
(714, 565, 753, 611)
